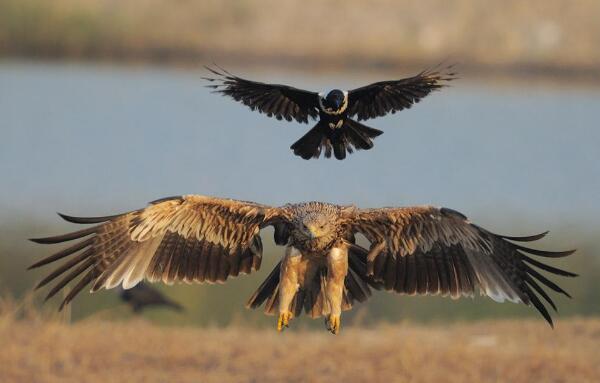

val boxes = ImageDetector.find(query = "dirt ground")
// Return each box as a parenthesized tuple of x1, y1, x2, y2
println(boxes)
(1, 316, 598, 383)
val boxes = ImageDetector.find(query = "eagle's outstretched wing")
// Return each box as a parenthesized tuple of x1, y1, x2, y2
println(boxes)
(346, 66, 456, 121)
(29, 195, 287, 309)
(350, 206, 576, 326)
(204, 66, 320, 123)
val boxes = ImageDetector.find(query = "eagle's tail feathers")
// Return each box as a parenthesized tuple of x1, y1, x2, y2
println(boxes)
(246, 245, 375, 318)
(245, 262, 281, 312)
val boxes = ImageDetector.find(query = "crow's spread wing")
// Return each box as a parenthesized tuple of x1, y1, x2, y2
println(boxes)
(204, 66, 320, 123)
(346, 66, 456, 121)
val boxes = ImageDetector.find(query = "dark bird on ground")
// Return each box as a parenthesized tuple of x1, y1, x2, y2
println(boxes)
(29, 195, 575, 334)
(119, 282, 183, 313)
(203, 65, 455, 160)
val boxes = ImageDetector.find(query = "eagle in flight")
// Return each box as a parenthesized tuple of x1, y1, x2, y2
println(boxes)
(30, 195, 575, 334)
(204, 65, 455, 160)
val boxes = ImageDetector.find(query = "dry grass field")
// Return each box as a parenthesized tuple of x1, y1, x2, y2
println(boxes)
(1, 304, 599, 383)
(1, 0, 600, 76)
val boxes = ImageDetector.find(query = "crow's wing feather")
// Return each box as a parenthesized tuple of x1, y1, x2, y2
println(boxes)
(347, 66, 456, 121)
(204, 66, 319, 123)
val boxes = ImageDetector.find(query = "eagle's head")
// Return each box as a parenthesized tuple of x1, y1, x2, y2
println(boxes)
(320, 89, 348, 114)
(288, 202, 352, 252)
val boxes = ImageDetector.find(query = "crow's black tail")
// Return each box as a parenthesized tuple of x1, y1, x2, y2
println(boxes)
(290, 122, 326, 160)
(290, 119, 383, 160)
(163, 299, 184, 312)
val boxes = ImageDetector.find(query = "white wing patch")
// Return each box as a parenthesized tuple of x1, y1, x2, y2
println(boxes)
(464, 248, 522, 304)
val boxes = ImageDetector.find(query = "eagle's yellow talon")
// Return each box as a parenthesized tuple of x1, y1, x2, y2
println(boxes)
(327, 314, 341, 334)
(277, 311, 293, 332)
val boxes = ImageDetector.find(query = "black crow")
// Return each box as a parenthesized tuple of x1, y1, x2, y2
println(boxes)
(119, 282, 183, 313)
(204, 65, 456, 160)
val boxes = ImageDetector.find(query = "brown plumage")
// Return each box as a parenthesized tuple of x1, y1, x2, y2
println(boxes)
(30, 195, 576, 333)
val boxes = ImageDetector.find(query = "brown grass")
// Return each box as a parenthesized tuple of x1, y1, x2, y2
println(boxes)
(1, 297, 598, 383)
(1, 0, 600, 76)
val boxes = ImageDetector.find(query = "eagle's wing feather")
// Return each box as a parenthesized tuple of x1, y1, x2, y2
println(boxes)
(30, 195, 287, 309)
(346, 66, 456, 121)
(204, 66, 320, 123)
(350, 206, 576, 326)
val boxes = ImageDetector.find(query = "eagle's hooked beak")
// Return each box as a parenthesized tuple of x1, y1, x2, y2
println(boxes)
(306, 224, 320, 239)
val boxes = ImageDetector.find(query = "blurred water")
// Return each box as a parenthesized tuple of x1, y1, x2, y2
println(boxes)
(1, 61, 599, 324)
(1, 61, 599, 231)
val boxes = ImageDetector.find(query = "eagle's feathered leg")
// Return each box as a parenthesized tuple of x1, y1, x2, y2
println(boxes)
(277, 247, 302, 331)
(325, 246, 349, 334)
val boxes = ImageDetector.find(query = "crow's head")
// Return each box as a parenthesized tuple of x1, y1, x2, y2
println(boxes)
(323, 89, 347, 112)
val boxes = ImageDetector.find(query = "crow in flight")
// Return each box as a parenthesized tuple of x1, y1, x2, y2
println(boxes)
(119, 282, 184, 314)
(204, 65, 455, 160)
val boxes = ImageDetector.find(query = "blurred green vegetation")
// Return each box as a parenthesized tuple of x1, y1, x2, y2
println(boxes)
(0, 0, 118, 57)
(1, 214, 597, 329)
